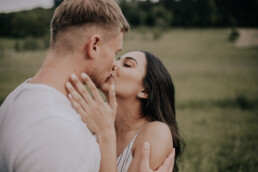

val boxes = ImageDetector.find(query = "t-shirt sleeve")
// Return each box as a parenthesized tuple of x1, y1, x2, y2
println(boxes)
(8, 117, 101, 172)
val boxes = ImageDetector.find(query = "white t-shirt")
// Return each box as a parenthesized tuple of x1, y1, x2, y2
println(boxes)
(0, 79, 101, 172)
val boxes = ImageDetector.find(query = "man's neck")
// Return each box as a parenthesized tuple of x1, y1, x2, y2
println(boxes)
(29, 52, 80, 97)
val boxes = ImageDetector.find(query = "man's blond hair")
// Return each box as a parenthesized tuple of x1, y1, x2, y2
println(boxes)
(50, 0, 129, 43)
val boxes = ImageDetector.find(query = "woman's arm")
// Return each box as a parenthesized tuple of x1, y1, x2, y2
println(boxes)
(97, 128, 117, 172)
(128, 121, 173, 171)
(66, 73, 117, 172)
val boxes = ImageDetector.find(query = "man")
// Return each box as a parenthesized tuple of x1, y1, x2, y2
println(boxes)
(0, 0, 174, 171)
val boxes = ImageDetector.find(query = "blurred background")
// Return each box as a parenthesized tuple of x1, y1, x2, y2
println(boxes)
(0, 0, 258, 171)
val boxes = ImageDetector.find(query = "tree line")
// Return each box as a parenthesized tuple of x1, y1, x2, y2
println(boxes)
(0, 8, 54, 37)
(121, 0, 258, 28)
(0, 0, 257, 38)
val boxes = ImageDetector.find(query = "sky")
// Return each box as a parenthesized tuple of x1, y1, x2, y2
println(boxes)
(0, 0, 54, 13)
(0, 0, 162, 13)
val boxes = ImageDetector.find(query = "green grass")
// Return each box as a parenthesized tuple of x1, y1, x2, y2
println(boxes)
(121, 29, 258, 171)
(0, 50, 46, 103)
(0, 29, 258, 171)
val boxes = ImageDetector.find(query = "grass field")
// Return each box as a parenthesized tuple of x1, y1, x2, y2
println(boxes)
(0, 29, 258, 171)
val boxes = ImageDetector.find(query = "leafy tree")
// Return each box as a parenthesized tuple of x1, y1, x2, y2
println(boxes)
(54, 0, 64, 8)
(0, 0, 258, 38)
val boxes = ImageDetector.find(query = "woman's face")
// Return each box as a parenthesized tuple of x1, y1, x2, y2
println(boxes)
(101, 51, 147, 98)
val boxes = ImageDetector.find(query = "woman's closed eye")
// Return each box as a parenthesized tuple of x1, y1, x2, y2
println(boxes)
(123, 62, 132, 67)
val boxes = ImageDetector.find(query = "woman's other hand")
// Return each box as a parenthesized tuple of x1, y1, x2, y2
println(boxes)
(138, 142, 175, 172)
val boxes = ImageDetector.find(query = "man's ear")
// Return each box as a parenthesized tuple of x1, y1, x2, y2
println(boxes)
(87, 35, 101, 59)
(137, 89, 148, 99)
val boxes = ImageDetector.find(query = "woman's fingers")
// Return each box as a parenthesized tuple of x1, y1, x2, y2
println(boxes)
(139, 142, 151, 172)
(155, 148, 175, 172)
(66, 82, 89, 112)
(70, 74, 93, 104)
(169, 148, 175, 172)
(81, 73, 103, 103)
(67, 73, 116, 140)
(68, 93, 87, 122)
(109, 84, 117, 115)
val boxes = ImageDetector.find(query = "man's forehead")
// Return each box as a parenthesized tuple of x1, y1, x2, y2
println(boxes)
(115, 32, 123, 49)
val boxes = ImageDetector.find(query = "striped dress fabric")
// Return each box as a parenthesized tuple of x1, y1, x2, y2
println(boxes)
(117, 128, 142, 172)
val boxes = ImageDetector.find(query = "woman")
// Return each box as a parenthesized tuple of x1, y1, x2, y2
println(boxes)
(66, 51, 184, 172)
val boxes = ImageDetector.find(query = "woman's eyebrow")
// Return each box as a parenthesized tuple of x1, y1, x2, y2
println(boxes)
(124, 57, 138, 65)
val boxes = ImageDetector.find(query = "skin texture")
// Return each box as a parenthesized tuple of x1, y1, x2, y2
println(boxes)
(67, 51, 175, 172)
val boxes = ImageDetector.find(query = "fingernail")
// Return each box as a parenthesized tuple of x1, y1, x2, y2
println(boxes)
(143, 142, 150, 149)
(68, 93, 72, 99)
(81, 73, 87, 79)
(111, 84, 115, 91)
(71, 74, 78, 80)
(66, 82, 72, 89)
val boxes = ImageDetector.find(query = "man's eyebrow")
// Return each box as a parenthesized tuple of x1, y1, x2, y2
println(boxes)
(116, 49, 122, 54)
(124, 57, 138, 65)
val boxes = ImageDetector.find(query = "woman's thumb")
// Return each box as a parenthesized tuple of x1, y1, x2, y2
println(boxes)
(139, 142, 151, 172)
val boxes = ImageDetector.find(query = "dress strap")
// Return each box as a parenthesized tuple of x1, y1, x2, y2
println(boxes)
(131, 123, 148, 143)
(117, 123, 150, 172)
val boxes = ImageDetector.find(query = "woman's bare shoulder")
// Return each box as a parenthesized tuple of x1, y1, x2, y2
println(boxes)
(143, 121, 172, 135)
(139, 121, 172, 143)
(132, 121, 173, 170)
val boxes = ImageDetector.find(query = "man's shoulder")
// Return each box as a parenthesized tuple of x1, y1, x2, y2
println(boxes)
(3, 81, 73, 115)
(0, 80, 88, 139)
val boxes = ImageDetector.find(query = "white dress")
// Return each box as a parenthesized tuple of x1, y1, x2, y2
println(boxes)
(117, 128, 143, 172)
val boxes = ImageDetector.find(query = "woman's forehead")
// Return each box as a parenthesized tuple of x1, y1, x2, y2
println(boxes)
(121, 51, 146, 63)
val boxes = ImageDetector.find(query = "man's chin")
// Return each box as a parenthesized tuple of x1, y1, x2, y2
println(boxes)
(92, 77, 108, 89)
(94, 81, 102, 89)
(99, 82, 110, 93)
(99, 74, 114, 91)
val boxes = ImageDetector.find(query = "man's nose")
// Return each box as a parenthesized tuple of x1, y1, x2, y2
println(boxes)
(112, 62, 120, 71)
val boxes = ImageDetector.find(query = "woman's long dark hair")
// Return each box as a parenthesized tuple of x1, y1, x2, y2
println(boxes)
(140, 51, 184, 172)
